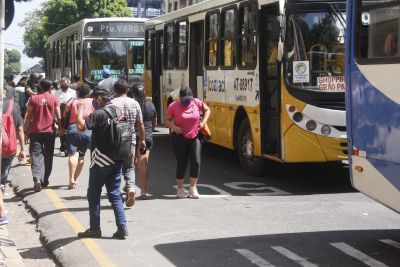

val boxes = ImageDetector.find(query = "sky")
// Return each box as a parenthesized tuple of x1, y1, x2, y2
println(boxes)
(4, 0, 44, 72)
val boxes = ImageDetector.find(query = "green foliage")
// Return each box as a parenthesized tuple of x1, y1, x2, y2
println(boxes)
(20, 0, 132, 58)
(4, 49, 22, 75)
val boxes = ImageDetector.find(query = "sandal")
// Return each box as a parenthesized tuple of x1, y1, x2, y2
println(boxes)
(68, 183, 76, 189)
(140, 195, 148, 200)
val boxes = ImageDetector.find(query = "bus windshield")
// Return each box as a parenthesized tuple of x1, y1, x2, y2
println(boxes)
(285, 11, 346, 92)
(127, 40, 145, 85)
(83, 40, 127, 83)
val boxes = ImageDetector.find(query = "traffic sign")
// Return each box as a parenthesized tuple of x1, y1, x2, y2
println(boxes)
(5, 0, 15, 30)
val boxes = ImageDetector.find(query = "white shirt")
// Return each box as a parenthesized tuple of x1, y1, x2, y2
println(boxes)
(55, 88, 76, 104)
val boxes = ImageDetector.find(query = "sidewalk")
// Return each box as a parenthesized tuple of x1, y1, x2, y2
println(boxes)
(0, 223, 25, 267)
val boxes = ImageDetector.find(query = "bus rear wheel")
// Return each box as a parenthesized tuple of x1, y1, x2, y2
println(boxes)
(237, 118, 264, 176)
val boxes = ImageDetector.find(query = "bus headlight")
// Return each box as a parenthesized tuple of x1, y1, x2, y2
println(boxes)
(293, 112, 303, 122)
(321, 125, 331, 136)
(306, 120, 317, 131)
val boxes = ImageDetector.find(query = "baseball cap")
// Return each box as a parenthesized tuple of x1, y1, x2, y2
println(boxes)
(179, 86, 193, 101)
(102, 68, 111, 78)
(90, 86, 113, 98)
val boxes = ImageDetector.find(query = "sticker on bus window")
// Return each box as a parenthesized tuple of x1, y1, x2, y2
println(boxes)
(317, 76, 345, 91)
(293, 61, 310, 83)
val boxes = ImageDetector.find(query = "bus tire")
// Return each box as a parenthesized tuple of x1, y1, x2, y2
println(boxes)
(237, 118, 264, 176)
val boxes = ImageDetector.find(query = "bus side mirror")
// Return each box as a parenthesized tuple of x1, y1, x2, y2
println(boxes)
(277, 42, 284, 62)
(76, 43, 81, 60)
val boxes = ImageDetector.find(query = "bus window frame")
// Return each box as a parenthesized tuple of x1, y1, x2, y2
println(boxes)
(220, 5, 238, 70)
(175, 18, 189, 70)
(164, 22, 176, 70)
(205, 10, 220, 70)
(355, 0, 400, 65)
(145, 27, 155, 70)
(238, 0, 258, 70)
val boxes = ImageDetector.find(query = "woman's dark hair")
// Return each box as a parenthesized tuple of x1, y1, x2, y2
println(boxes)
(131, 84, 146, 112)
(72, 73, 80, 82)
(51, 81, 58, 91)
(38, 79, 52, 93)
(77, 83, 91, 98)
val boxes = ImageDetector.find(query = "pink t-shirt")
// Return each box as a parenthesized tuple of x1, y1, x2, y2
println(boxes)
(167, 98, 203, 139)
(68, 98, 96, 124)
(28, 92, 60, 133)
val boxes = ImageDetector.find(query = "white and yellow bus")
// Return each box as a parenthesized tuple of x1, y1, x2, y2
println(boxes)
(145, 0, 347, 175)
(46, 17, 147, 88)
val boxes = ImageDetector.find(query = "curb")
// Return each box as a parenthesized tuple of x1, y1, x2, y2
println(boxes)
(0, 225, 25, 267)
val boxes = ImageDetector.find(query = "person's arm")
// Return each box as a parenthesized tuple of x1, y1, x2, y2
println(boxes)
(16, 126, 25, 161)
(164, 102, 183, 134)
(76, 101, 86, 132)
(152, 116, 157, 130)
(23, 104, 33, 133)
(136, 120, 146, 149)
(25, 86, 37, 96)
(55, 105, 62, 133)
(200, 102, 211, 129)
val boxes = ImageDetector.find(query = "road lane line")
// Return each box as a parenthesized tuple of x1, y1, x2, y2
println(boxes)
(45, 189, 116, 267)
(235, 249, 275, 267)
(271, 246, 318, 267)
(379, 239, 400, 249)
(330, 242, 388, 267)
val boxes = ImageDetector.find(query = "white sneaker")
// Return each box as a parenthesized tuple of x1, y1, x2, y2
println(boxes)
(176, 188, 187, 199)
(188, 186, 200, 199)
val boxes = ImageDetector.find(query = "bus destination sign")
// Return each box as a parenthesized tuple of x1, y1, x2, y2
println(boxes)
(84, 22, 144, 38)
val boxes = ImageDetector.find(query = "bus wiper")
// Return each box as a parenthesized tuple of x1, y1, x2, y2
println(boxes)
(329, 3, 346, 31)
(105, 41, 124, 75)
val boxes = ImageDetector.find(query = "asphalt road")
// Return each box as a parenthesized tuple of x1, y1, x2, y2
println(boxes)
(9, 128, 400, 266)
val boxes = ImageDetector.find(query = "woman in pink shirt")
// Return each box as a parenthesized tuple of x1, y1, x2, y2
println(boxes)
(62, 84, 97, 189)
(165, 87, 210, 199)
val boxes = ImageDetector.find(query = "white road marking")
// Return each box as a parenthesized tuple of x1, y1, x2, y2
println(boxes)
(235, 249, 275, 267)
(379, 239, 400, 249)
(271, 246, 318, 267)
(330, 242, 388, 267)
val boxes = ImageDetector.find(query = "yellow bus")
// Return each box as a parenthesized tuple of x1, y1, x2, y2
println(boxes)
(46, 17, 147, 88)
(145, 0, 347, 175)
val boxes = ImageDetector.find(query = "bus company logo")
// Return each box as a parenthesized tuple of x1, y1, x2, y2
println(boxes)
(295, 63, 307, 74)
(87, 26, 93, 32)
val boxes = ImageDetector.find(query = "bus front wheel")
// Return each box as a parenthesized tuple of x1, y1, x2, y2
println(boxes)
(237, 119, 264, 176)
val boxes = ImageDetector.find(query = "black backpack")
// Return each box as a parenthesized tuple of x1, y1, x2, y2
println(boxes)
(104, 105, 133, 161)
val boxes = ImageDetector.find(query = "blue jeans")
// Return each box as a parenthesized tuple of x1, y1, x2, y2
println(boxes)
(88, 163, 126, 231)
(1, 155, 15, 189)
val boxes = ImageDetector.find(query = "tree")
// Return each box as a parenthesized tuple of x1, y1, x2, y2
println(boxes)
(20, 0, 132, 58)
(4, 49, 22, 75)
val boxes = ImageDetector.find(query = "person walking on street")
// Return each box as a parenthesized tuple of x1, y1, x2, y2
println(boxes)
(55, 77, 76, 155)
(98, 68, 117, 93)
(130, 85, 157, 199)
(165, 87, 211, 199)
(76, 87, 128, 239)
(1, 86, 26, 224)
(63, 84, 96, 189)
(23, 79, 62, 192)
(111, 80, 145, 207)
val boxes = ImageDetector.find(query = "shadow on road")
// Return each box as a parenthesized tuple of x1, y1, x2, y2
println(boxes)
(155, 229, 400, 267)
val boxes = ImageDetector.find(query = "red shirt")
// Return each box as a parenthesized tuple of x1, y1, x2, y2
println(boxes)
(28, 92, 60, 133)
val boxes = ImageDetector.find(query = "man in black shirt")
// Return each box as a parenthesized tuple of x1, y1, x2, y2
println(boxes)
(76, 87, 128, 239)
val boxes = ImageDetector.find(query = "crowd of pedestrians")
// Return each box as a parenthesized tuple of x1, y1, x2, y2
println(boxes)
(1, 67, 211, 239)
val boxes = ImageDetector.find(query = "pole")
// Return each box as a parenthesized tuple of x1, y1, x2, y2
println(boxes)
(0, 0, 5, 159)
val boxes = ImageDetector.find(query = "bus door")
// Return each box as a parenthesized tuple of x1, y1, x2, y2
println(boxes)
(189, 21, 204, 99)
(152, 30, 163, 123)
(259, 4, 281, 157)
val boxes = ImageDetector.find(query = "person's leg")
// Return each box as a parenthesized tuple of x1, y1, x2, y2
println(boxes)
(171, 134, 189, 198)
(104, 162, 127, 238)
(87, 165, 107, 232)
(68, 153, 79, 188)
(123, 145, 136, 207)
(0, 191, 7, 224)
(43, 132, 56, 186)
(0, 155, 13, 221)
(138, 150, 150, 198)
(74, 155, 85, 182)
(188, 138, 202, 198)
(29, 133, 45, 189)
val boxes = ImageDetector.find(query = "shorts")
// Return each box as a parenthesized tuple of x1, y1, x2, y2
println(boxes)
(65, 124, 91, 156)
(136, 136, 153, 150)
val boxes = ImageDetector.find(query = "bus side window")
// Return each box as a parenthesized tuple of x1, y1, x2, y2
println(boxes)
(221, 8, 236, 68)
(238, 2, 257, 68)
(205, 12, 219, 68)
